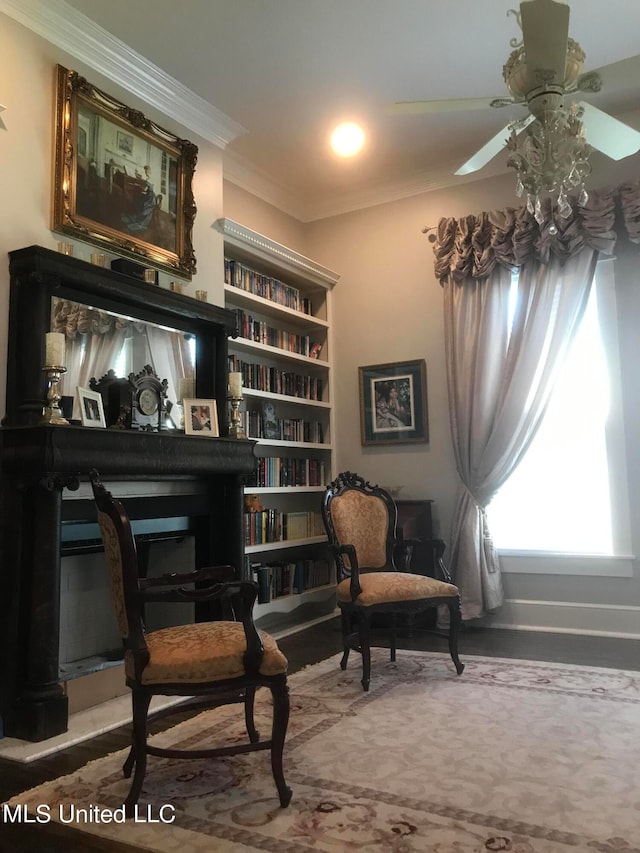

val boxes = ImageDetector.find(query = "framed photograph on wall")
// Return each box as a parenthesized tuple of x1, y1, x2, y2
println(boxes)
(52, 65, 198, 279)
(77, 386, 106, 428)
(184, 399, 219, 437)
(359, 359, 428, 446)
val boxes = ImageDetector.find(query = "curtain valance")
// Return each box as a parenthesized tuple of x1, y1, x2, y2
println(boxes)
(52, 299, 141, 338)
(433, 178, 640, 284)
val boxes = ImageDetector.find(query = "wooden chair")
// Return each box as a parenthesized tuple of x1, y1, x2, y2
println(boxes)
(89, 469, 292, 817)
(321, 471, 464, 691)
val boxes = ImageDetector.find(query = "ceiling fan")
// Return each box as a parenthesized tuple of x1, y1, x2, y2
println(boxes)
(392, 0, 640, 204)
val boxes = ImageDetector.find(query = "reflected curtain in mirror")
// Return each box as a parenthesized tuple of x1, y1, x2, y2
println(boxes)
(51, 298, 195, 420)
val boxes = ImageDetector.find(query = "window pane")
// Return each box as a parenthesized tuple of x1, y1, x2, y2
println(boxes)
(487, 271, 617, 554)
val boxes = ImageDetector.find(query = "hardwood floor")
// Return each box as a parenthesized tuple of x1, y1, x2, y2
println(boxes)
(1, 618, 639, 850)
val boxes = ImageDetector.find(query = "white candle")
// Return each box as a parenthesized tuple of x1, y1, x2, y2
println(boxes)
(45, 332, 66, 367)
(228, 372, 243, 398)
(178, 377, 195, 401)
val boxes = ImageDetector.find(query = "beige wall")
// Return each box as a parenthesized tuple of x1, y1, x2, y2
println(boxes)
(223, 182, 306, 253)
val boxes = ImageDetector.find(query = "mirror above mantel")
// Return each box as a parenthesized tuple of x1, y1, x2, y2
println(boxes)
(51, 296, 195, 426)
(3, 246, 236, 431)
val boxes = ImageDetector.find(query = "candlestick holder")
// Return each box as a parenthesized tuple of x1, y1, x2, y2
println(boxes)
(227, 396, 246, 439)
(41, 366, 69, 425)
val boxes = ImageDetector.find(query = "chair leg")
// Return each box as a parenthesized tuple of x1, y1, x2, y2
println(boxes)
(270, 678, 292, 808)
(447, 597, 465, 675)
(339, 607, 351, 670)
(389, 612, 397, 662)
(125, 690, 151, 818)
(357, 611, 372, 691)
(245, 685, 259, 743)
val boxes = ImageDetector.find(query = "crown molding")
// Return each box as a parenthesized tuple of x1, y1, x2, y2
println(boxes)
(0, 0, 246, 149)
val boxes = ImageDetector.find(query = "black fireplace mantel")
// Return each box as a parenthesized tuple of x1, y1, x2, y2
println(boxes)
(0, 247, 257, 743)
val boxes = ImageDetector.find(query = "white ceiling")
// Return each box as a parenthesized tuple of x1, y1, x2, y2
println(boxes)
(61, 0, 640, 220)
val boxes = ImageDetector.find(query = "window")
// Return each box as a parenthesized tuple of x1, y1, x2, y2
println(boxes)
(486, 259, 631, 561)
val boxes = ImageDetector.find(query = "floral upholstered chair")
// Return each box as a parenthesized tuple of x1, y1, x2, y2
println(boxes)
(89, 469, 292, 817)
(322, 471, 464, 691)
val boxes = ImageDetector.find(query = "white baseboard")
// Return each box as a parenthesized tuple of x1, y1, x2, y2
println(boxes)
(480, 598, 640, 639)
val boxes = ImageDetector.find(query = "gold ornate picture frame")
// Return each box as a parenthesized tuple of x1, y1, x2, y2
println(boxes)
(52, 65, 198, 279)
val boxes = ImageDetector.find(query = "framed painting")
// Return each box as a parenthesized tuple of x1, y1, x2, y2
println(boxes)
(184, 399, 219, 437)
(52, 65, 198, 279)
(359, 359, 428, 446)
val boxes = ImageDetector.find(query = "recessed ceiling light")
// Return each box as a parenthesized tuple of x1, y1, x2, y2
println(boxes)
(330, 122, 365, 157)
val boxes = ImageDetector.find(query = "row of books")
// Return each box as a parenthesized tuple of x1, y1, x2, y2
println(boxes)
(244, 410, 325, 444)
(250, 559, 332, 602)
(235, 309, 323, 359)
(225, 258, 312, 315)
(244, 509, 325, 546)
(227, 356, 324, 401)
(250, 457, 326, 488)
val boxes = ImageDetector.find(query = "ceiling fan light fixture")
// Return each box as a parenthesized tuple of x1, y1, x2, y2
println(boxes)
(506, 104, 591, 227)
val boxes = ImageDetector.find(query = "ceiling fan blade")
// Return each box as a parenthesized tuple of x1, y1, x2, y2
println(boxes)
(455, 115, 535, 175)
(578, 54, 640, 94)
(579, 102, 640, 160)
(388, 97, 510, 115)
(455, 121, 518, 175)
(520, 0, 570, 88)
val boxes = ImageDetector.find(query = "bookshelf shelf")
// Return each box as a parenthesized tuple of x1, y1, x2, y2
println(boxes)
(253, 584, 336, 621)
(229, 335, 329, 369)
(245, 535, 327, 554)
(243, 387, 331, 409)
(246, 485, 327, 494)
(251, 439, 332, 451)
(224, 284, 329, 329)
(217, 218, 339, 632)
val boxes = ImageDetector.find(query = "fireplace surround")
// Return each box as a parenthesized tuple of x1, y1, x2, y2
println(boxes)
(0, 247, 256, 742)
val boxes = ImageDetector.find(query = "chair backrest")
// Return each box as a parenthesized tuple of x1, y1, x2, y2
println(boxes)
(89, 468, 144, 647)
(322, 471, 398, 576)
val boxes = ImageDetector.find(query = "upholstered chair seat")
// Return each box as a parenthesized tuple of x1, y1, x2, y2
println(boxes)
(126, 622, 289, 684)
(322, 471, 464, 691)
(336, 572, 458, 607)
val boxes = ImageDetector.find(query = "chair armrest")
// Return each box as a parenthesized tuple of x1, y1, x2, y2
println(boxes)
(329, 543, 363, 598)
(331, 543, 359, 568)
(393, 537, 454, 582)
(138, 575, 264, 674)
(139, 564, 235, 591)
(429, 538, 454, 582)
(139, 567, 257, 610)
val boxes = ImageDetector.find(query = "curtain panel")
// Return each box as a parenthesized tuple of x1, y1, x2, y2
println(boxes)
(432, 177, 640, 621)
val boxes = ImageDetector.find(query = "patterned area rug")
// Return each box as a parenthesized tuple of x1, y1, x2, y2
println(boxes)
(5, 651, 640, 851)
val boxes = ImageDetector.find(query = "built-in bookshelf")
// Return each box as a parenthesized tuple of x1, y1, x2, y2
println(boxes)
(216, 218, 340, 630)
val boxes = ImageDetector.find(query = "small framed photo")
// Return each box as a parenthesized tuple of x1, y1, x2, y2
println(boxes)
(359, 359, 428, 446)
(77, 386, 106, 428)
(184, 399, 219, 437)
